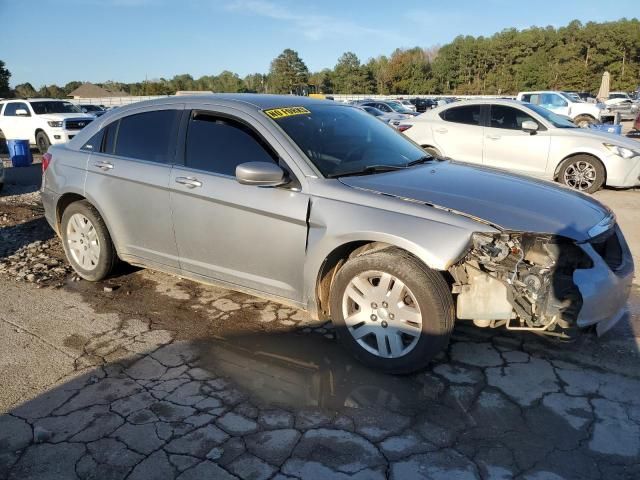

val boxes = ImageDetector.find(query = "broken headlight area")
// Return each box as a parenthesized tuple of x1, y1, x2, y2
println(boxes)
(449, 232, 593, 337)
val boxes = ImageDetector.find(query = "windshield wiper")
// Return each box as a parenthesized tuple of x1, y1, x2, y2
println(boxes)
(407, 155, 435, 166)
(328, 164, 407, 178)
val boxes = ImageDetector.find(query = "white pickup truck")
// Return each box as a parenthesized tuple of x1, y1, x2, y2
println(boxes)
(0, 98, 94, 154)
(516, 91, 612, 127)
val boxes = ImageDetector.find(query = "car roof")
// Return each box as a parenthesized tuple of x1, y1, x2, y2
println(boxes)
(109, 94, 339, 114)
(434, 98, 531, 107)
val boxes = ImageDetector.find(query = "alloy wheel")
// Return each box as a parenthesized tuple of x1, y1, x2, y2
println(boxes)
(341, 270, 422, 358)
(66, 213, 101, 271)
(563, 161, 597, 191)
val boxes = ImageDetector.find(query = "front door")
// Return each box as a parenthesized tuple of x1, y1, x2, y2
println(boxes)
(1, 102, 33, 141)
(483, 104, 551, 176)
(169, 108, 309, 302)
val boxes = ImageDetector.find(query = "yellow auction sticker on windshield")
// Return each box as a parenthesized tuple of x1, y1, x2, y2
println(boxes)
(263, 107, 311, 119)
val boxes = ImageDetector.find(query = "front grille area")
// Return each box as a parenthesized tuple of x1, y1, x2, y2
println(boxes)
(590, 227, 623, 271)
(65, 119, 92, 130)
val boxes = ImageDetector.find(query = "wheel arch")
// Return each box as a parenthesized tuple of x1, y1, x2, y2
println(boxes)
(56, 192, 120, 255)
(554, 152, 607, 183)
(313, 240, 446, 321)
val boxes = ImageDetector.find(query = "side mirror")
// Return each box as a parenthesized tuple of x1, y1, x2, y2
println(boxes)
(236, 161, 285, 187)
(521, 120, 539, 133)
(15, 109, 29, 116)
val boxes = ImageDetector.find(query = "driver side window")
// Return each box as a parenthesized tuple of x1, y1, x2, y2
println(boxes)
(489, 105, 538, 130)
(185, 112, 277, 176)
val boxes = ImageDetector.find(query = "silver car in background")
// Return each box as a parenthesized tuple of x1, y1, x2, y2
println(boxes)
(401, 99, 640, 193)
(41, 95, 634, 373)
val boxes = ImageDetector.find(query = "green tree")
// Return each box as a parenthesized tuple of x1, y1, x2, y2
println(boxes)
(309, 69, 334, 94)
(13, 82, 37, 98)
(333, 52, 370, 94)
(268, 49, 309, 94)
(244, 73, 267, 93)
(0, 60, 11, 98)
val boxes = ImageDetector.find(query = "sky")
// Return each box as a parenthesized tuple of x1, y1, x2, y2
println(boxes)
(1, 0, 637, 87)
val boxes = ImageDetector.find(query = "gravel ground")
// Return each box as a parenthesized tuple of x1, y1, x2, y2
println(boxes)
(0, 168, 639, 479)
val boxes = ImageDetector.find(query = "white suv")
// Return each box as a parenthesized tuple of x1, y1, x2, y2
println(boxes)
(0, 99, 94, 154)
(516, 91, 611, 127)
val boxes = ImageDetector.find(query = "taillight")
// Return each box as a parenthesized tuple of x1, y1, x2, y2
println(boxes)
(397, 124, 412, 132)
(42, 152, 52, 172)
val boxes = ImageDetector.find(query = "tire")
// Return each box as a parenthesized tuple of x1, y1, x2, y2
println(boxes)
(573, 115, 597, 128)
(423, 146, 442, 159)
(329, 248, 454, 374)
(557, 155, 605, 193)
(36, 131, 51, 154)
(61, 200, 117, 281)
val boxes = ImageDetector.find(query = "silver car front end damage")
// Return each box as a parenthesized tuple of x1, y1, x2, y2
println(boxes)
(450, 222, 633, 338)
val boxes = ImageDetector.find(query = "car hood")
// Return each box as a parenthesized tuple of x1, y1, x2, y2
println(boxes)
(555, 127, 640, 149)
(339, 162, 611, 242)
(39, 113, 94, 121)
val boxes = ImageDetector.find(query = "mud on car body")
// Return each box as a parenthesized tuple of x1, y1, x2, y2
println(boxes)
(40, 95, 634, 373)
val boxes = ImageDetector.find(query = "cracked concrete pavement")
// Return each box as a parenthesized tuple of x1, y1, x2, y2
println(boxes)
(1, 174, 639, 479)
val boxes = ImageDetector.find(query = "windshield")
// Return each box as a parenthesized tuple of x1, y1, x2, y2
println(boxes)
(81, 105, 101, 111)
(609, 93, 628, 99)
(267, 104, 428, 177)
(558, 92, 583, 103)
(386, 101, 410, 113)
(30, 101, 82, 114)
(523, 103, 577, 128)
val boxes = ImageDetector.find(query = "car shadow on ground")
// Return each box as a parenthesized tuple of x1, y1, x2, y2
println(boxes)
(1, 269, 639, 480)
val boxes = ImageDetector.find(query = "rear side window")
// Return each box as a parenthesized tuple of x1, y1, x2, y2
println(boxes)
(440, 105, 482, 126)
(520, 94, 532, 103)
(115, 110, 180, 163)
(81, 130, 104, 151)
(185, 113, 277, 176)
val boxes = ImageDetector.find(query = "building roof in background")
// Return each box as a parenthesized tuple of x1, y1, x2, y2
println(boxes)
(68, 83, 129, 98)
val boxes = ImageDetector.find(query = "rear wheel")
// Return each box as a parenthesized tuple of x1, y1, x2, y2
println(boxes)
(573, 115, 597, 128)
(558, 155, 605, 193)
(36, 131, 51, 154)
(61, 201, 116, 281)
(329, 248, 454, 374)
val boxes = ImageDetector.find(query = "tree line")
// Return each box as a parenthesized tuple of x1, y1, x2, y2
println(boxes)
(2, 18, 639, 100)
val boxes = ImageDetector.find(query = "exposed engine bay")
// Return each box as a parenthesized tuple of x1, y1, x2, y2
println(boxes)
(450, 232, 593, 337)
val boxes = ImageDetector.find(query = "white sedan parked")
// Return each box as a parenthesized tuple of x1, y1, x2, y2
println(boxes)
(399, 99, 640, 193)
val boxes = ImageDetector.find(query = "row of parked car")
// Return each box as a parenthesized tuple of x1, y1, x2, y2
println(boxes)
(348, 90, 639, 193)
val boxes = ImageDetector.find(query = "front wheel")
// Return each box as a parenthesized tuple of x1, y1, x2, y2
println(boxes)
(61, 201, 117, 281)
(329, 248, 454, 374)
(558, 155, 605, 193)
(573, 115, 597, 128)
(36, 131, 51, 154)
(423, 146, 442, 159)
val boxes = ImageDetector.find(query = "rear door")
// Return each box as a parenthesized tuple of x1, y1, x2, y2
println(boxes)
(483, 104, 551, 176)
(169, 107, 309, 302)
(433, 104, 484, 164)
(84, 105, 183, 268)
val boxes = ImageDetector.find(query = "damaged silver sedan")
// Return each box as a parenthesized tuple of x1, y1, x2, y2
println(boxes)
(41, 95, 634, 373)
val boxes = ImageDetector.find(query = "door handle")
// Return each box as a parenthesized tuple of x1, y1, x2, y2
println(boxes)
(94, 160, 114, 171)
(486, 135, 501, 140)
(435, 128, 448, 134)
(175, 176, 202, 188)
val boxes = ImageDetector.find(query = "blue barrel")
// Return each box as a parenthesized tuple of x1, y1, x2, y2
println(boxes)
(589, 124, 623, 135)
(7, 139, 33, 167)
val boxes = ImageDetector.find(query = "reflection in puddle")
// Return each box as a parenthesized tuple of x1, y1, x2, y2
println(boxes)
(197, 332, 439, 412)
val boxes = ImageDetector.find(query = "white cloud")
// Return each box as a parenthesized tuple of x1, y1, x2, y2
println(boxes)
(224, 0, 409, 43)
